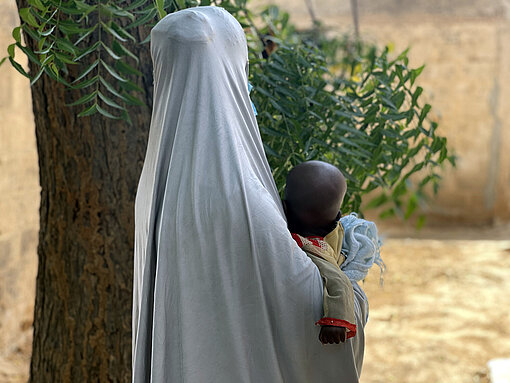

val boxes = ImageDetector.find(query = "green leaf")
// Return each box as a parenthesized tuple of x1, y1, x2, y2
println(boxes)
(392, 181, 407, 198)
(115, 60, 142, 76)
(411, 86, 423, 106)
(99, 76, 128, 101)
(379, 208, 395, 219)
(391, 91, 405, 109)
(416, 214, 426, 229)
(12, 27, 21, 43)
(101, 60, 127, 82)
(121, 91, 145, 106)
(7, 43, 15, 58)
(73, 60, 99, 83)
(127, 7, 157, 29)
(60, 22, 96, 36)
(366, 193, 388, 209)
(120, 109, 133, 125)
(75, 1, 97, 16)
(19, 8, 39, 28)
(112, 41, 139, 63)
(44, 66, 72, 86)
(108, 5, 135, 21)
(75, 25, 97, 45)
(74, 41, 100, 61)
(141, 33, 151, 44)
(125, 0, 150, 11)
(98, 91, 123, 109)
(34, 41, 55, 55)
(418, 103, 431, 124)
(67, 91, 97, 106)
(28, 0, 46, 11)
(101, 21, 127, 42)
(381, 112, 407, 121)
(96, 104, 120, 119)
(71, 75, 99, 89)
(40, 25, 56, 37)
(30, 66, 45, 86)
(55, 52, 76, 65)
(101, 42, 121, 60)
(111, 21, 136, 42)
(60, 3, 89, 15)
(78, 103, 98, 117)
(155, 0, 167, 19)
(410, 65, 425, 86)
(21, 23, 41, 42)
(404, 192, 419, 219)
(56, 39, 78, 56)
(263, 142, 281, 158)
(49, 62, 58, 77)
(9, 57, 29, 78)
(119, 79, 144, 92)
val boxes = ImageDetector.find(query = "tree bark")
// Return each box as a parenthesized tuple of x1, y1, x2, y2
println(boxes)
(14, 2, 153, 381)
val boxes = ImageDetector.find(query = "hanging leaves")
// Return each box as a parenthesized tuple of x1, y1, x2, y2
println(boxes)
(250, 6, 455, 217)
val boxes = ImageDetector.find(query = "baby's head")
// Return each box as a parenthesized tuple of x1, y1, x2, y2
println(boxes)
(283, 161, 346, 237)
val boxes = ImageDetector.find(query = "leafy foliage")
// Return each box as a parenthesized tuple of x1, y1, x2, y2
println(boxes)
(3, 0, 454, 219)
(248, 10, 455, 218)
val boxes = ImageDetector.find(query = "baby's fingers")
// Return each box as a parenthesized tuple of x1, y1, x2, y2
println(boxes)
(319, 332, 323, 344)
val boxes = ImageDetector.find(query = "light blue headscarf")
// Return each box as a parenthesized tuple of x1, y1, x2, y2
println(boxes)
(340, 213, 385, 283)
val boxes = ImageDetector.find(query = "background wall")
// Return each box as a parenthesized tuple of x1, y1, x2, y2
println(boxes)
(0, 0, 38, 381)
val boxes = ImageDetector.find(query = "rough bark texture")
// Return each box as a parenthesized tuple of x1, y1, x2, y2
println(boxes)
(14, 3, 154, 381)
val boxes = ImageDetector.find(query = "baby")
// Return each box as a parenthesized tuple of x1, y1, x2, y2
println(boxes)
(283, 160, 356, 345)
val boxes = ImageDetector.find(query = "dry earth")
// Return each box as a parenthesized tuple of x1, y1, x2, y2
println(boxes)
(361, 235, 510, 383)
(1, 231, 509, 383)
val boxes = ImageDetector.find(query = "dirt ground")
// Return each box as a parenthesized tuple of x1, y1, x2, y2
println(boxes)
(361, 228, 510, 383)
(1, 228, 509, 383)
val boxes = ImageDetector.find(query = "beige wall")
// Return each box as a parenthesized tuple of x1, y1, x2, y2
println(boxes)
(0, 0, 38, 380)
(253, 0, 510, 224)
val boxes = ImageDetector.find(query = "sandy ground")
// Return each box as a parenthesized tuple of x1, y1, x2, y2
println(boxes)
(1, 230, 509, 383)
(361, 236, 510, 383)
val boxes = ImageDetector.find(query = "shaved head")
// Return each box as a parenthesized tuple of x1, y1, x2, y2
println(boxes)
(284, 161, 347, 236)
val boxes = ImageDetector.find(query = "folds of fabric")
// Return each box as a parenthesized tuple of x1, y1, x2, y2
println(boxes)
(340, 213, 385, 282)
(291, 224, 357, 338)
(307, 253, 357, 338)
(133, 6, 368, 383)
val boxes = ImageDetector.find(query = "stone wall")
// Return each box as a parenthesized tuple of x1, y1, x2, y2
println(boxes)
(0, 0, 38, 380)
(253, 0, 510, 224)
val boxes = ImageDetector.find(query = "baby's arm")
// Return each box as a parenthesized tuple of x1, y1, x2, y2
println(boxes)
(306, 253, 357, 344)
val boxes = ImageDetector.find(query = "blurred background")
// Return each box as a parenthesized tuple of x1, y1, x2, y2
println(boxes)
(1, 0, 509, 382)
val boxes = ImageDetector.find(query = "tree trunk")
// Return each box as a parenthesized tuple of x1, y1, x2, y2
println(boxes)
(15, 2, 153, 380)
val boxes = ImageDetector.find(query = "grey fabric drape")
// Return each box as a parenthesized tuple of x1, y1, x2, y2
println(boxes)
(133, 6, 368, 382)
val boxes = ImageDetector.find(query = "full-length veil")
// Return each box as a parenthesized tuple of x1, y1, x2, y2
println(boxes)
(133, 6, 368, 382)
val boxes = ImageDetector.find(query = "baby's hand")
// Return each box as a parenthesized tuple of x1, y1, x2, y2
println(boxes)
(319, 325, 346, 344)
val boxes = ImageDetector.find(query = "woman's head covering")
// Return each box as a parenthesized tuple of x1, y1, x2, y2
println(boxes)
(133, 7, 367, 382)
(140, 6, 281, 222)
